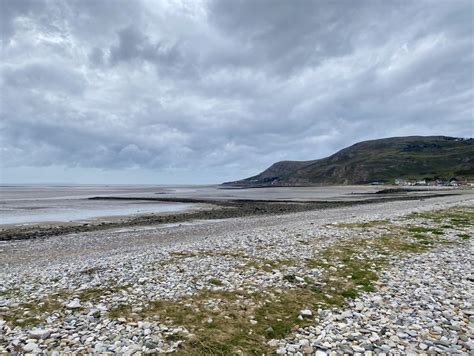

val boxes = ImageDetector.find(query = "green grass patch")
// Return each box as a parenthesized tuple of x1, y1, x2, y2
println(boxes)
(457, 233, 471, 240)
(340, 289, 359, 299)
(0, 288, 21, 298)
(1, 293, 68, 328)
(408, 226, 444, 235)
(109, 304, 133, 319)
(208, 278, 224, 286)
(335, 220, 390, 229)
(246, 258, 297, 272)
(408, 207, 474, 228)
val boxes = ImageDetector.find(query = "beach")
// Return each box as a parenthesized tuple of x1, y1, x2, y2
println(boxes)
(0, 188, 473, 354)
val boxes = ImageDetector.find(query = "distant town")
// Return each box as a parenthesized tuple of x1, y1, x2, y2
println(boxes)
(394, 178, 474, 187)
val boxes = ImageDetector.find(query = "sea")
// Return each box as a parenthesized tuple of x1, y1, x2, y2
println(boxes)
(0, 184, 383, 225)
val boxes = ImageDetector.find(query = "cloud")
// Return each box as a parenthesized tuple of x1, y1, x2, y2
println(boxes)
(0, 0, 472, 183)
(0, 0, 45, 42)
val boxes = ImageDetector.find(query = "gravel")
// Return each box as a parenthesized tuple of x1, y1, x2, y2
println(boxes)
(0, 192, 472, 354)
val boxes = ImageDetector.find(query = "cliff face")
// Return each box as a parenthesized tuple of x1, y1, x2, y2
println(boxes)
(223, 136, 474, 186)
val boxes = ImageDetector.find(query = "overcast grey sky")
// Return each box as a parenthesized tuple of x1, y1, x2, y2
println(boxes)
(1, 0, 473, 184)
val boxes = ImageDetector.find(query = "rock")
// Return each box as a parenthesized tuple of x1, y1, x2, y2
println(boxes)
(28, 328, 51, 339)
(300, 309, 313, 317)
(265, 327, 274, 335)
(267, 339, 279, 347)
(23, 342, 39, 352)
(145, 340, 158, 349)
(353, 345, 365, 352)
(94, 342, 107, 353)
(123, 343, 142, 355)
(299, 339, 309, 346)
(66, 299, 81, 309)
(340, 345, 354, 354)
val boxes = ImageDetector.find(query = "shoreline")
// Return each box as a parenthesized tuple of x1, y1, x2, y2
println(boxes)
(0, 191, 461, 241)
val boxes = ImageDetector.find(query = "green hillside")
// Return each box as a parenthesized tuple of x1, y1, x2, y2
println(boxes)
(224, 136, 474, 186)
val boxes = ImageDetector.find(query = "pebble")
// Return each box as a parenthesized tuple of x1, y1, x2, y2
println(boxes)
(66, 300, 81, 309)
(28, 328, 51, 339)
(23, 342, 39, 352)
(300, 309, 313, 317)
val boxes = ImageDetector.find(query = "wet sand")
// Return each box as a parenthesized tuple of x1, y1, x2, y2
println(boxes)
(0, 184, 464, 241)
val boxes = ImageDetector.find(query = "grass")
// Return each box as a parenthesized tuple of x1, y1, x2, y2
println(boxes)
(145, 290, 268, 355)
(245, 258, 297, 272)
(408, 207, 474, 228)
(282, 274, 297, 283)
(458, 233, 471, 240)
(408, 226, 444, 235)
(170, 250, 248, 259)
(78, 284, 131, 302)
(208, 278, 224, 286)
(334, 220, 390, 229)
(2, 293, 67, 328)
(0, 284, 131, 329)
(109, 303, 134, 319)
(0, 288, 21, 298)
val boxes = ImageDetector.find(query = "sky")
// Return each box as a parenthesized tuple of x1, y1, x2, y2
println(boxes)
(1, 0, 473, 184)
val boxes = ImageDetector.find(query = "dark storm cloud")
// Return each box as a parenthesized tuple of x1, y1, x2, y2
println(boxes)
(1, 0, 473, 183)
(109, 25, 182, 71)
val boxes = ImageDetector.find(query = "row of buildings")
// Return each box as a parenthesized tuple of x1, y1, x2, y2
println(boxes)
(394, 178, 474, 187)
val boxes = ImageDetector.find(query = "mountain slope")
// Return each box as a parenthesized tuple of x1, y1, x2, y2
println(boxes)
(224, 136, 474, 186)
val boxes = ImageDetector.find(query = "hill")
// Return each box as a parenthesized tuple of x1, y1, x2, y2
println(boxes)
(223, 136, 474, 186)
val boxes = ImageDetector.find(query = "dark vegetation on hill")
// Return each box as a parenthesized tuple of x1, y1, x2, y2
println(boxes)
(224, 136, 474, 186)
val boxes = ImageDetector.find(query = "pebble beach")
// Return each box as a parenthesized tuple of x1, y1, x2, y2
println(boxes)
(1, 192, 473, 355)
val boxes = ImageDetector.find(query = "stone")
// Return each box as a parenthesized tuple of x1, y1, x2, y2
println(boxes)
(299, 339, 310, 346)
(267, 339, 279, 347)
(28, 328, 51, 339)
(353, 345, 365, 352)
(300, 309, 313, 317)
(23, 342, 39, 352)
(66, 300, 81, 309)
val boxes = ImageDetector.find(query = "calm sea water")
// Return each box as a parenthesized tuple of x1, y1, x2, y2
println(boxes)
(0, 185, 195, 225)
(0, 184, 384, 225)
